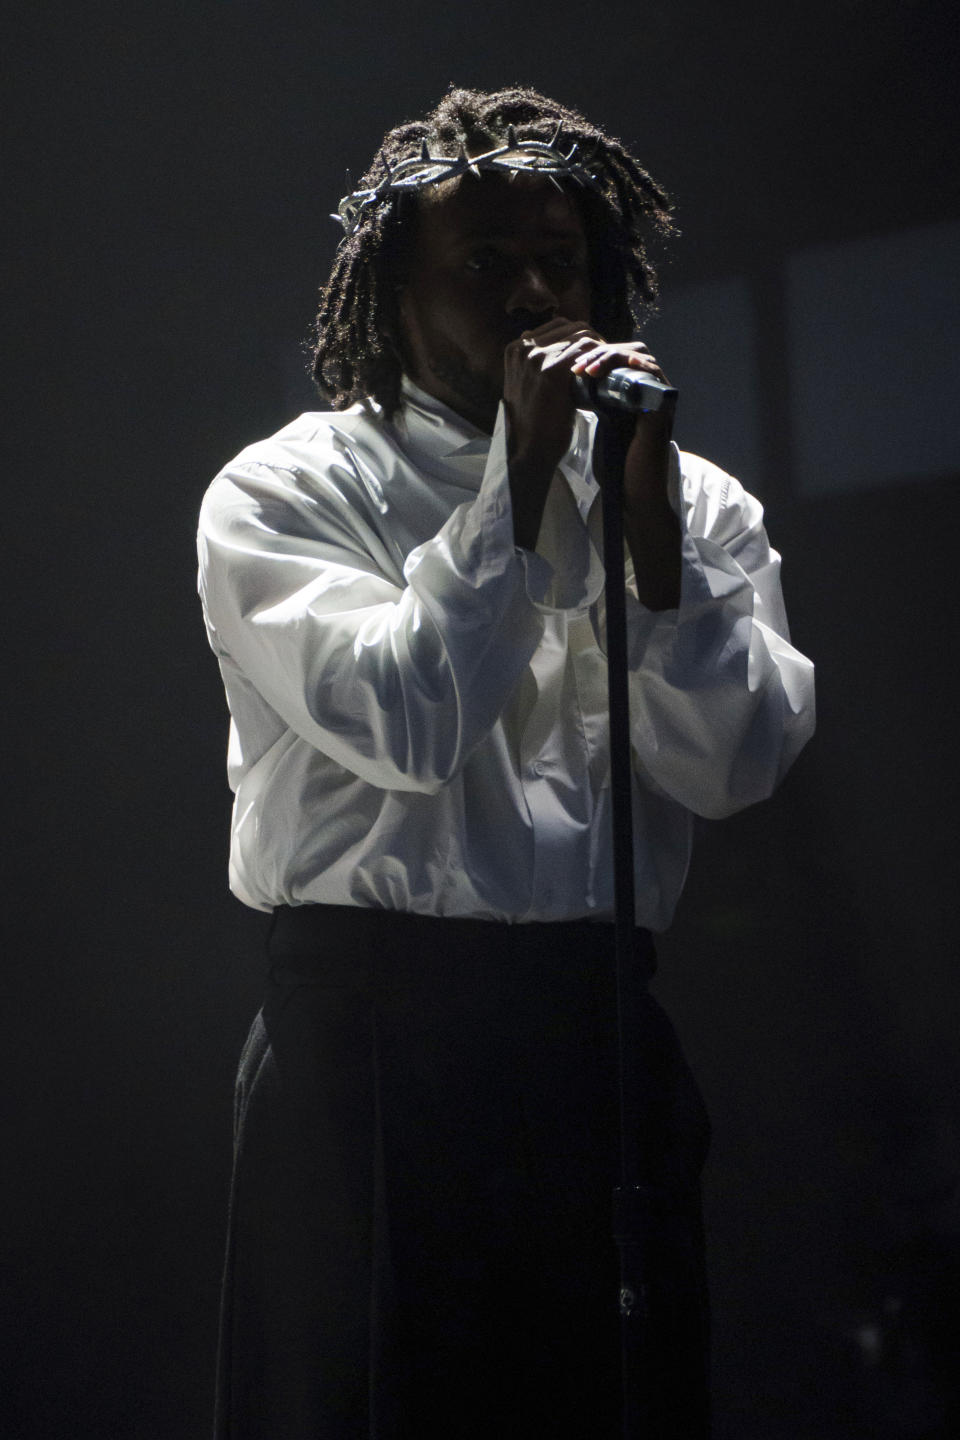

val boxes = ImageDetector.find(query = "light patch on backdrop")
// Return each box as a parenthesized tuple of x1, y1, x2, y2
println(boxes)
(787, 220, 960, 496)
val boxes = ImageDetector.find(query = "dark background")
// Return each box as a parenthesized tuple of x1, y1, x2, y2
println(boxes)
(5, 2, 959, 1436)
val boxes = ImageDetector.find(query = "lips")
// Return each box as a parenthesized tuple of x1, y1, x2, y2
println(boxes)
(505, 310, 557, 341)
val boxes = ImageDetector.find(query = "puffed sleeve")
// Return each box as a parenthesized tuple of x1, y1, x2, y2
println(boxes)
(618, 447, 815, 818)
(197, 409, 546, 793)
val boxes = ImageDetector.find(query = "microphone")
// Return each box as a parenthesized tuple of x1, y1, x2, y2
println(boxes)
(574, 368, 678, 417)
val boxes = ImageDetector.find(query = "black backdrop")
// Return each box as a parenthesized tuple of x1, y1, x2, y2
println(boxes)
(5, 3, 960, 1436)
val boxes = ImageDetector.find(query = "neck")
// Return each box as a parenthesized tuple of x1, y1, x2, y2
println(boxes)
(403, 367, 500, 436)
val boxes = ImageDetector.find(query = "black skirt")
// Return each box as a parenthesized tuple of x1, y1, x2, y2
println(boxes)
(214, 907, 710, 1439)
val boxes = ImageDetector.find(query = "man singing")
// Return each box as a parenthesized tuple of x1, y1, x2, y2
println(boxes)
(198, 85, 814, 1439)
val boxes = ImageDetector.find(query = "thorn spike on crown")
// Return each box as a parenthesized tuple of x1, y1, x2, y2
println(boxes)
(333, 130, 603, 236)
(549, 119, 563, 146)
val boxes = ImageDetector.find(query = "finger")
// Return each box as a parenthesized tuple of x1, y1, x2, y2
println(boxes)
(628, 352, 671, 385)
(520, 318, 602, 346)
(533, 335, 605, 366)
(624, 353, 672, 387)
(573, 349, 669, 383)
(569, 344, 617, 374)
(568, 338, 654, 361)
(505, 331, 571, 362)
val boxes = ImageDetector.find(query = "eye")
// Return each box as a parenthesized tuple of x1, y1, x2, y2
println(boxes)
(545, 248, 583, 273)
(464, 245, 509, 275)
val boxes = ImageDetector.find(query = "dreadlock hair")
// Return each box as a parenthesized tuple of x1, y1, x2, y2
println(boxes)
(310, 85, 676, 418)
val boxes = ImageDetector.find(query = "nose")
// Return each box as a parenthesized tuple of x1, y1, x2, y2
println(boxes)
(505, 263, 560, 322)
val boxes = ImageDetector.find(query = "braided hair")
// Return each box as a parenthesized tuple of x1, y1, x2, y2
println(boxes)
(310, 85, 675, 417)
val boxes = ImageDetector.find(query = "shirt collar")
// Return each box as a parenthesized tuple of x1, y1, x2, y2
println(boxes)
(395, 373, 599, 511)
(398, 375, 493, 461)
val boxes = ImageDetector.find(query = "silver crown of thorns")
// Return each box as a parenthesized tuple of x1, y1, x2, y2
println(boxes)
(333, 121, 602, 237)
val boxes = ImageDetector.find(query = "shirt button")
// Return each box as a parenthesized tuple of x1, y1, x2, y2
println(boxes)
(532, 761, 545, 777)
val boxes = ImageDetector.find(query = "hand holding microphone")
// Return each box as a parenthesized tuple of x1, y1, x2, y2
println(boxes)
(568, 334, 677, 417)
(503, 321, 677, 550)
(573, 366, 677, 417)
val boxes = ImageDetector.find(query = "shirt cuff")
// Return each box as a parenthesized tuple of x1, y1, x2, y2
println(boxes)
(481, 404, 604, 613)
(621, 445, 758, 669)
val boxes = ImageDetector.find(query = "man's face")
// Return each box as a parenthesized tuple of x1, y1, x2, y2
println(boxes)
(398, 173, 592, 432)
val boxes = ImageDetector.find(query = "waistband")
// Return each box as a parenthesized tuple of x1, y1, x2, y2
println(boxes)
(267, 903, 656, 980)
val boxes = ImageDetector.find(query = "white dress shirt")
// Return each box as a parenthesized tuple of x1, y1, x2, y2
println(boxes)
(197, 377, 814, 929)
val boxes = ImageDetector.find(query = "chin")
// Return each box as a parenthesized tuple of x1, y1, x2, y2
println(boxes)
(427, 359, 503, 431)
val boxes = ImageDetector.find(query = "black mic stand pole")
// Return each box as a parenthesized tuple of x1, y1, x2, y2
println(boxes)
(590, 379, 696, 1440)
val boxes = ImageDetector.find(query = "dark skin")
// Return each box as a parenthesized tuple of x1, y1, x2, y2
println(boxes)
(398, 173, 681, 610)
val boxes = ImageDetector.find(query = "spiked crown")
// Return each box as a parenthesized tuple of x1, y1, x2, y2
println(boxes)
(333, 121, 600, 236)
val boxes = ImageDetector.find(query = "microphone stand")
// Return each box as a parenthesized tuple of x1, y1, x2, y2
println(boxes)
(589, 380, 709, 1439)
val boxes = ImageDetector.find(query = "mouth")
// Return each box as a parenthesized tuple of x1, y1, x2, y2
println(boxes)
(505, 310, 557, 342)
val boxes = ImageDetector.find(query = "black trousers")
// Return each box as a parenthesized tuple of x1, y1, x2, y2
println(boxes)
(215, 907, 710, 1439)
